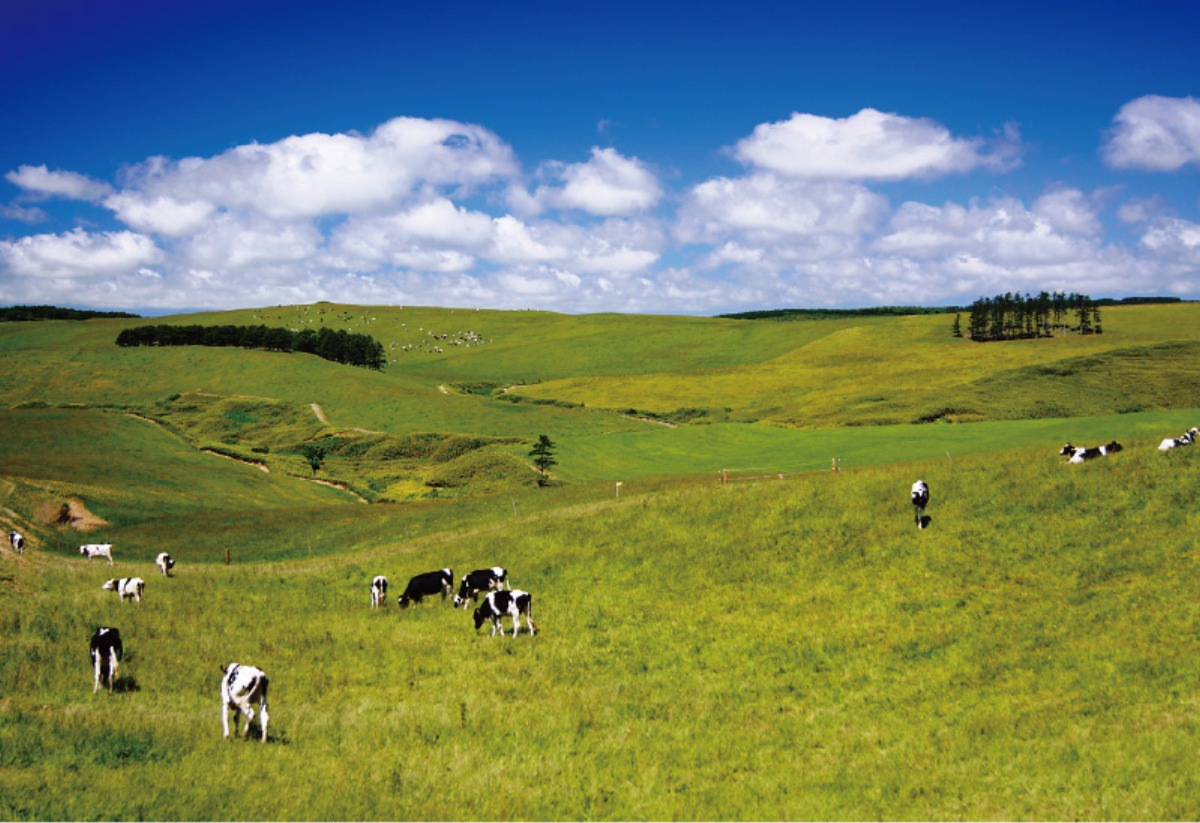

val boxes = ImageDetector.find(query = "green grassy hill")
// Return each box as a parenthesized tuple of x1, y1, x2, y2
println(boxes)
(2, 301, 1200, 819)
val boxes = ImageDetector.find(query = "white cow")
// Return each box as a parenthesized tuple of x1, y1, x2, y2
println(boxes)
(9, 530, 24, 554)
(156, 552, 175, 576)
(102, 577, 144, 603)
(911, 480, 930, 529)
(370, 575, 388, 608)
(80, 543, 114, 564)
(221, 663, 270, 742)
(90, 627, 123, 693)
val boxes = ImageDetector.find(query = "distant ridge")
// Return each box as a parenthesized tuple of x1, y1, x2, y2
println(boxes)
(719, 296, 1184, 321)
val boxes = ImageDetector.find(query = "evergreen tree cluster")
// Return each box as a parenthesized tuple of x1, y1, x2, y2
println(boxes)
(960, 292, 1102, 342)
(115, 324, 385, 369)
(1, 305, 140, 321)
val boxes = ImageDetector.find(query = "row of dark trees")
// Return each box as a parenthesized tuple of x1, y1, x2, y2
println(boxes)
(954, 292, 1102, 341)
(115, 324, 386, 369)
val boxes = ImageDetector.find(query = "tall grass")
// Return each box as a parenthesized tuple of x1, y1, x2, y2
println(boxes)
(3, 443, 1200, 819)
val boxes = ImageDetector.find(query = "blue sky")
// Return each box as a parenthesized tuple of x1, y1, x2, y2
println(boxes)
(2, 0, 1198, 315)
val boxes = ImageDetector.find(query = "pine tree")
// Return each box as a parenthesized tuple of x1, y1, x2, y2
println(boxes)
(528, 435, 557, 487)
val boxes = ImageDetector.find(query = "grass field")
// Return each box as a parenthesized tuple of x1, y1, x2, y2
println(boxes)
(3, 302, 1200, 820)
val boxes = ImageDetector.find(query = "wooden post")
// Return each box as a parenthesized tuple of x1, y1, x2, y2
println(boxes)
(225, 549, 231, 565)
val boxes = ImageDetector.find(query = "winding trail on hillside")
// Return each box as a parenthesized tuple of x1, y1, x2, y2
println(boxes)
(311, 403, 329, 424)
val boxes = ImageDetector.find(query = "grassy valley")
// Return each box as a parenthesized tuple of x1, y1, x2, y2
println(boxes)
(2, 302, 1200, 819)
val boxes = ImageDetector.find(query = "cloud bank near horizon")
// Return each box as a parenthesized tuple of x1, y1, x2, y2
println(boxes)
(3, 97, 1200, 315)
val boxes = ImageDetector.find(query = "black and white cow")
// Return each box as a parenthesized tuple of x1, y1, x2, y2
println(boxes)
(156, 552, 175, 576)
(79, 543, 114, 564)
(1068, 440, 1123, 464)
(453, 566, 509, 609)
(9, 530, 24, 554)
(102, 577, 145, 603)
(397, 568, 453, 608)
(473, 589, 537, 637)
(911, 480, 930, 529)
(370, 575, 388, 608)
(220, 663, 270, 742)
(1159, 428, 1198, 452)
(90, 626, 123, 693)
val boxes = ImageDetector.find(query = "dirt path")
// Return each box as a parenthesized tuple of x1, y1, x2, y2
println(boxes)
(311, 403, 328, 424)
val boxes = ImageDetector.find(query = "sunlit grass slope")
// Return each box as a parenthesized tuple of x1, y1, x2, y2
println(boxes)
(2, 442, 1199, 819)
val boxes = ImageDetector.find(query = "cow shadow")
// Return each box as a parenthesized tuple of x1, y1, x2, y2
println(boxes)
(98, 676, 140, 694)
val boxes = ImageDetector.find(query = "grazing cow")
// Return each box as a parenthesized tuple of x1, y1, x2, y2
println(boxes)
(89, 626, 123, 693)
(473, 589, 537, 638)
(370, 575, 388, 608)
(397, 568, 453, 608)
(1068, 441, 1123, 464)
(911, 480, 930, 529)
(156, 552, 175, 576)
(79, 543, 114, 564)
(220, 663, 270, 742)
(8, 530, 23, 554)
(453, 566, 509, 609)
(102, 577, 145, 603)
(1159, 428, 1198, 452)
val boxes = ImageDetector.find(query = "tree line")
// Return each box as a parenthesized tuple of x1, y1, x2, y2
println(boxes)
(115, 324, 386, 369)
(954, 292, 1102, 342)
(1, 305, 140, 322)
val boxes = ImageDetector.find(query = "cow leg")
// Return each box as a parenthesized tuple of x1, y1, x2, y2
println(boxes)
(525, 612, 537, 637)
(240, 704, 255, 738)
(93, 655, 102, 693)
(258, 701, 269, 742)
(110, 655, 119, 691)
(492, 618, 503, 637)
(222, 702, 232, 738)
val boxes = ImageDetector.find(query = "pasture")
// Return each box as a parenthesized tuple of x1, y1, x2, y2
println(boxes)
(3, 434, 1200, 819)
(3, 302, 1200, 819)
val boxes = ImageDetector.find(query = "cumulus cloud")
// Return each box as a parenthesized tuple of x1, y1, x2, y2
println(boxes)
(5, 164, 114, 201)
(532, 148, 662, 215)
(2, 108, 1198, 314)
(109, 117, 517, 224)
(1101, 95, 1200, 171)
(732, 108, 1020, 180)
(677, 174, 888, 246)
(0, 228, 161, 278)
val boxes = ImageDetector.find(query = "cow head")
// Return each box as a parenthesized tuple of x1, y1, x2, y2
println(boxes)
(101, 579, 117, 591)
(1058, 443, 1076, 456)
(472, 606, 488, 631)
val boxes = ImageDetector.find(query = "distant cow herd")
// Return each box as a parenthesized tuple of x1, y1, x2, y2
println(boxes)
(4, 424, 1195, 743)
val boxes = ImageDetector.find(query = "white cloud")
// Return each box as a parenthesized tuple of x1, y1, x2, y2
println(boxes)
(0, 228, 161, 279)
(1139, 217, 1200, 264)
(103, 192, 217, 237)
(110, 117, 517, 224)
(530, 147, 662, 215)
(5, 164, 114, 201)
(677, 174, 888, 245)
(1101, 95, 1200, 171)
(874, 193, 1101, 266)
(732, 108, 1020, 180)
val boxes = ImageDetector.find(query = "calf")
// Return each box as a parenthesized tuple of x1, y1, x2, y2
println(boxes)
(370, 575, 388, 608)
(220, 663, 270, 742)
(8, 530, 23, 554)
(1068, 440, 1123, 464)
(911, 480, 929, 529)
(79, 543, 114, 564)
(156, 552, 175, 576)
(89, 626, 123, 693)
(102, 577, 145, 603)
(398, 568, 453, 608)
(453, 566, 509, 609)
(473, 589, 537, 638)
